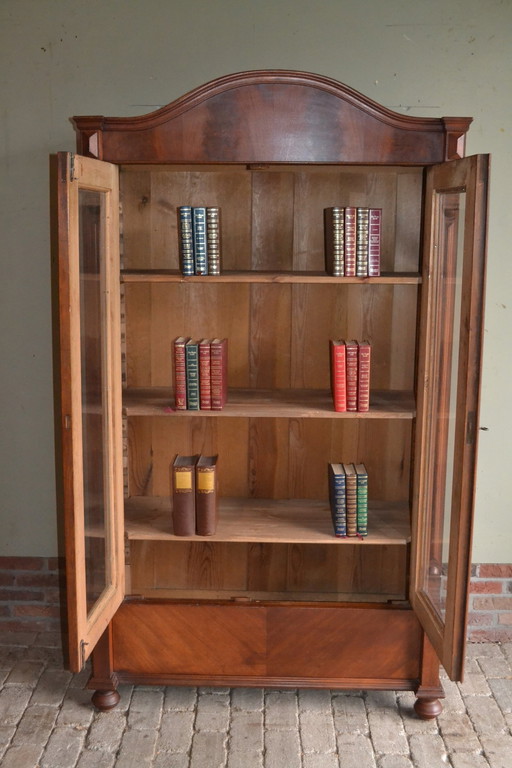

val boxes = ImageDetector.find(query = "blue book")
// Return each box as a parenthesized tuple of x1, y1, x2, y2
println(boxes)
(192, 207, 208, 275)
(328, 463, 347, 537)
(185, 340, 200, 410)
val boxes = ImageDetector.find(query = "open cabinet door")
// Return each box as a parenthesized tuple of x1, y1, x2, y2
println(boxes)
(54, 153, 124, 672)
(411, 154, 489, 681)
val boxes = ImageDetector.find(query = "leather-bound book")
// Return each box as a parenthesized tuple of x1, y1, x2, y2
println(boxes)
(328, 462, 347, 537)
(368, 208, 382, 277)
(211, 338, 228, 410)
(357, 341, 371, 412)
(343, 463, 358, 537)
(196, 455, 219, 536)
(355, 463, 368, 537)
(171, 454, 198, 536)
(173, 336, 190, 410)
(345, 340, 359, 412)
(324, 206, 345, 276)
(330, 339, 347, 412)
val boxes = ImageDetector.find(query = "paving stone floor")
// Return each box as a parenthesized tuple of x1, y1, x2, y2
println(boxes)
(1, 631, 512, 768)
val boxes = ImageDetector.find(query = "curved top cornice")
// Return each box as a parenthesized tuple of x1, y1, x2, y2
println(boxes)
(72, 70, 471, 164)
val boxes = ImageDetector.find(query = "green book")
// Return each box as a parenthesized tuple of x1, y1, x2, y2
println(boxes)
(355, 463, 368, 537)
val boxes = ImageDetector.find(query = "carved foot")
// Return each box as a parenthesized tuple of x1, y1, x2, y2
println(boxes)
(91, 689, 121, 711)
(414, 696, 443, 720)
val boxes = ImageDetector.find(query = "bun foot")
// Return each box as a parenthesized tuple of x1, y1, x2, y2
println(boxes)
(414, 696, 443, 719)
(91, 689, 121, 711)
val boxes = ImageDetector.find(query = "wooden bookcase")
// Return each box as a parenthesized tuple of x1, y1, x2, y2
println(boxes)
(52, 71, 488, 717)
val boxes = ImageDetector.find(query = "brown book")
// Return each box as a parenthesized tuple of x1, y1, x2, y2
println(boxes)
(343, 462, 358, 537)
(344, 207, 357, 277)
(199, 339, 212, 410)
(206, 207, 222, 275)
(368, 208, 382, 277)
(357, 340, 371, 412)
(171, 454, 198, 536)
(196, 455, 219, 536)
(173, 336, 190, 410)
(211, 338, 228, 410)
(356, 207, 369, 277)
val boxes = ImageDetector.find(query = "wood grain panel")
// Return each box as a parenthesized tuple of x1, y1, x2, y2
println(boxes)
(267, 605, 421, 679)
(113, 602, 267, 675)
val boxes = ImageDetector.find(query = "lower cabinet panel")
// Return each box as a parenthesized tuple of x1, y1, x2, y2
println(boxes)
(112, 601, 423, 687)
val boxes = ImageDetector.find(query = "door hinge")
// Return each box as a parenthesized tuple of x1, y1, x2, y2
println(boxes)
(80, 639, 89, 668)
(69, 153, 76, 182)
(466, 411, 476, 445)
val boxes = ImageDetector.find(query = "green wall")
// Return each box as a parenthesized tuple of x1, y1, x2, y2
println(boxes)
(1, 0, 511, 562)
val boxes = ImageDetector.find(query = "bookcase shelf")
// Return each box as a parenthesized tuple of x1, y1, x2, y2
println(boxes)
(122, 496, 411, 545)
(123, 387, 416, 419)
(121, 269, 422, 285)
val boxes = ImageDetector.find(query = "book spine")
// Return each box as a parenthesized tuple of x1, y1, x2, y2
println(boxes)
(344, 464, 358, 537)
(185, 341, 200, 410)
(368, 208, 382, 277)
(356, 465, 368, 537)
(196, 456, 218, 536)
(328, 464, 347, 537)
(324, 207, 345, 276)
(199, 340, 212, 410)
(344, 207, 357, 277)
(206, 207, 221, 275)
(192, 207, 208, 275)
(357, 341, 371, 412)
(345, 340, 359, 412)
(330, 340, 347, 412)
(211, 339, 228, 410)
(178, 206, 194, 276)
(172, 456, 197, 536)
(173, 336, 189, 410)
(356, 207, 369, 277)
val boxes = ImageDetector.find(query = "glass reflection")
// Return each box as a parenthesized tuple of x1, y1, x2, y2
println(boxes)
(425, 192, 465, 619)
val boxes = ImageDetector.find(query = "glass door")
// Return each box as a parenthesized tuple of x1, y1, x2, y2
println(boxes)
(55, 153, 124, 671)
(411, 154, 489, 681)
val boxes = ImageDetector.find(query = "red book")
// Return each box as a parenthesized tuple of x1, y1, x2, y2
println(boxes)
(345, 340, 359, 412)
(330, 339, 346, 412)
(368, 208, 382, 277)
(173, 336, 190, 410)
(357, 340, 371, 412)
(344, 207, 357, 277)
(210, 338, 228, 410)
(199, 339, 212, 410)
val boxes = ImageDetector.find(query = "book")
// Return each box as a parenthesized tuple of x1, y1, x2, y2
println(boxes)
(330, 339, 347, 412)
(345, 340, 359, 412)
(343, 462, 358, 537)
(324, 207, 345, 276)
(206, 207, 221, 275)
(368, 208, 382, 277)
(192, 206, 208, 275)
(185, 340, 200, 410)
(199, 339, 212, 410)
(173, 336, 190, 410)
(344, 207, 357, 277)
(171, 454, 198, 536)
(328, 463, 347, 537)
(357, 340, 371, 412)
(356, 207, 370, 277)
(177, 206, 194, 276)
(210, 338, 228, 410)
(196, 455, 219, 535)
(355, 463, 368, 537)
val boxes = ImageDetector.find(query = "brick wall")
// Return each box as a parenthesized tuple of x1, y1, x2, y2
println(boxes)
(1, 556, 511, 642)
(0, 556, 64, 634)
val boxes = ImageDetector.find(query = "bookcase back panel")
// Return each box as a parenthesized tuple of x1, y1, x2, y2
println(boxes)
(120, 166, 423, 273)
(129, 540, 408, 600)
(124, 283, 418, 391)
(126, 416, 411, 502)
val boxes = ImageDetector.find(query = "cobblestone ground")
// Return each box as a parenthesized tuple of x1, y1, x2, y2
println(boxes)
(1, 632, 512, 767)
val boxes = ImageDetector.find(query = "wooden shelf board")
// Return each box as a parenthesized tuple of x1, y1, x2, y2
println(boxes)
(123, 388, 415, 419)
(121, 270, 421, 285)
(123, 496, 411, 545)
(128, 588, 407, 603)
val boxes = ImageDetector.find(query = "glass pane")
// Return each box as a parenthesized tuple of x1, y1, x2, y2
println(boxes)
(79, 189, 109, 614)
(424, 191, 466, 619)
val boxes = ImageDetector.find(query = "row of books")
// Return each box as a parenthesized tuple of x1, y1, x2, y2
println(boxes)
(178, 206, 221, 276)
(173, 337, 228, 411)
(330, 339, 371, 412)
(172, 454, 218, 536)
(324, 206, 381, 277)
(328, 462, 368, 538)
